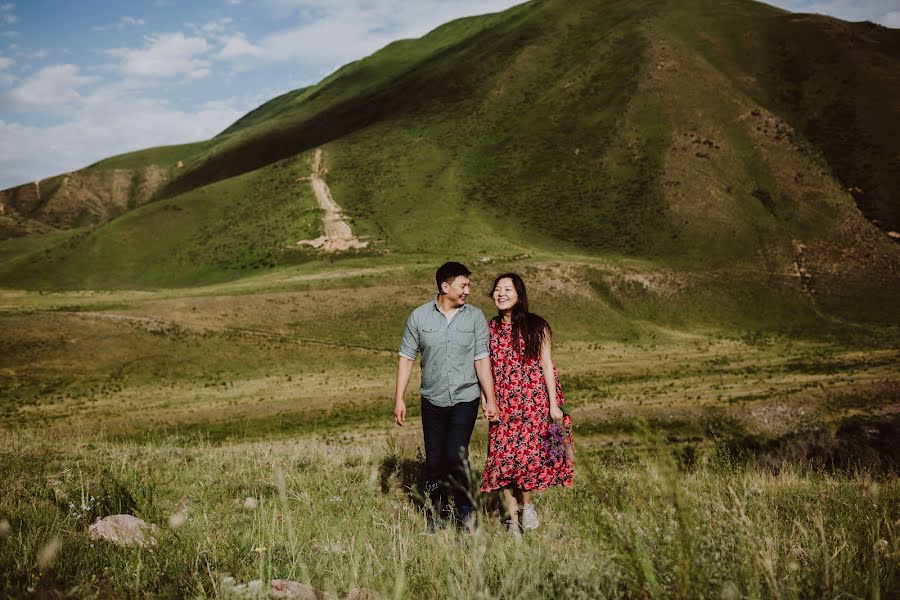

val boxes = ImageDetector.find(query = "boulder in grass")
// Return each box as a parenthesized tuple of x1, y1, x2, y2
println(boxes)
(270, 579, 327, 600)
(88, 514, 158, 547)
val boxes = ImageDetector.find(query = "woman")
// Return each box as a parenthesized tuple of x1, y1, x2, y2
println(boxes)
(481, 273, 573, 535)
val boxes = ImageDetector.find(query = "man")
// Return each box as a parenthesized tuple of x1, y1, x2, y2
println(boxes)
(394, 261, 499, 532)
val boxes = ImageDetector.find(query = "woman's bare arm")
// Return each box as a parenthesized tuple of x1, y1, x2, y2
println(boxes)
(540, 332, 564, 421)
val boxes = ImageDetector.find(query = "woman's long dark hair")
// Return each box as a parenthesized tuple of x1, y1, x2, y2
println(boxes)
(489, 273, 550, 361)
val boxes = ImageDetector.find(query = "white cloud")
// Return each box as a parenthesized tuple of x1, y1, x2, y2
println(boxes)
(0, 1, 15, 27)
(0, 95, 245, 188)
(880, 11, 900, 28)
(217, 32, 265, 61)
(0, 64, 95, 113)
(767, 0, 900, 25)
(108, 32, 211, 81)
(0, 55, 12, 86)
(94, 16, 147, 32)
(215, 0, 522, 69)
(3, 44, 44, 61)
(0, 0, 527, 189)
(202, 17, 232, 33)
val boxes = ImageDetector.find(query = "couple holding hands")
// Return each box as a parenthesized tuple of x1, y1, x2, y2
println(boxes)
(394, 262, 573, 535)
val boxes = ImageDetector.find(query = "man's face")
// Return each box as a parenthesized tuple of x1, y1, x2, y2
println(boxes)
(441, 275, 470, 307)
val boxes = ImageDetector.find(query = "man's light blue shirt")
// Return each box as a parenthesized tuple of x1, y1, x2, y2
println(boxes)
(399, 299, 490, 407)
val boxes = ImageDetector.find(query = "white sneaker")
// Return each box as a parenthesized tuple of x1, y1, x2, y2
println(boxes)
(506, 520, 522, 538)
(521, 504, 539, 530)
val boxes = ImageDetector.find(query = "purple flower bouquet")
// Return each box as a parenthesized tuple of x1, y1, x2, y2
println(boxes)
(544, 414, 575, 465)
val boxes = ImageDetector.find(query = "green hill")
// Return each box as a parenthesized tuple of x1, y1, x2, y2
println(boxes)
(0, 0, 898, 325)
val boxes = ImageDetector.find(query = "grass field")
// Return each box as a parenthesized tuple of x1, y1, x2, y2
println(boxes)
(1, 0, 899, 596)
(1, 259, 897, 598)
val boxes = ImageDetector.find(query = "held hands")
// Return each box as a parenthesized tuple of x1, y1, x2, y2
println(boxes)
(393, 400, 407, 426)
(549, 405, 564, 422)
(483, 399, 500, 422)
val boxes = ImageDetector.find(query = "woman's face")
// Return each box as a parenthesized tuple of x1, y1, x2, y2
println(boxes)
(492, 277, 518, 312)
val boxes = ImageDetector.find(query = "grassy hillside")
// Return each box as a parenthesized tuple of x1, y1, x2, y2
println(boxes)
(0, 154, 321, 288)
(660, 0, 900, 230)
(0, 0, 898, 323)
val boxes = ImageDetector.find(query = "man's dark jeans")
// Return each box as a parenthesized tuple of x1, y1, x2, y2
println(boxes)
(421, 397, 479, 524)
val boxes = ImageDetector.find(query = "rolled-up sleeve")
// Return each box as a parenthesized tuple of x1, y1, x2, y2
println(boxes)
(398, 312, 419, 360)
(473, 310, 489, 360)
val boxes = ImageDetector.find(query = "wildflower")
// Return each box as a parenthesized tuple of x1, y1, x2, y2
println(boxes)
(543, 422, 568, 463)
(168, 510, 188, 529)
(719, 581, 740, 600)
(328, 542, 344, 554)
(869, 483, 880, 502)
(37, 538, 60, 571)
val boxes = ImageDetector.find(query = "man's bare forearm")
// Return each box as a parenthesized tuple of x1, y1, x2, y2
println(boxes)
(394, 356, 415, 426)
(475, 357, 498, 421)
(395, 356, 414, 402)
(475, 358, 495, 403)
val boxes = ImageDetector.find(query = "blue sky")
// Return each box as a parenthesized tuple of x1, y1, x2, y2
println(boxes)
(0, 0, 898, 189)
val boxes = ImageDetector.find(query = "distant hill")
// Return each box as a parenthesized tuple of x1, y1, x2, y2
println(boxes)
(0, 0, 898, 323)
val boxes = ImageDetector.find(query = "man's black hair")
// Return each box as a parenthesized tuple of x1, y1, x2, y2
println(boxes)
(435, 261, 471, 294)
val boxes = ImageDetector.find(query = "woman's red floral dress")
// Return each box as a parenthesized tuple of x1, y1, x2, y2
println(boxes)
(481, 319, 574, 492)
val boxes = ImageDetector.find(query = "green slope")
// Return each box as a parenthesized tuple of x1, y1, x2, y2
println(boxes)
(0, 155, 320, 288)
(658, 0, 900, 230)
(0, 0, 898, 325)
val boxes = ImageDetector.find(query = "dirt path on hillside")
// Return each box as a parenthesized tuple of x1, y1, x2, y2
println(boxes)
(298, 149, 368, 252)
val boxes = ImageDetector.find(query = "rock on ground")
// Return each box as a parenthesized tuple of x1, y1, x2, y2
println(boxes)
(88, 514, 158, 547)
(270, 579, 328, 600)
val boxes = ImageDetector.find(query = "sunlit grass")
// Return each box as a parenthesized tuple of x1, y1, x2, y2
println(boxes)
(1, 427, 897, 598)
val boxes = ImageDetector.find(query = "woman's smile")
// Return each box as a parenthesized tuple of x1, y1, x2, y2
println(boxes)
(492, 277, 518, 310)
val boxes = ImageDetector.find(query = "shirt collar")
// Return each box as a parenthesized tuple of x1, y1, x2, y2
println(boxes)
(433, 297, 467, 312)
